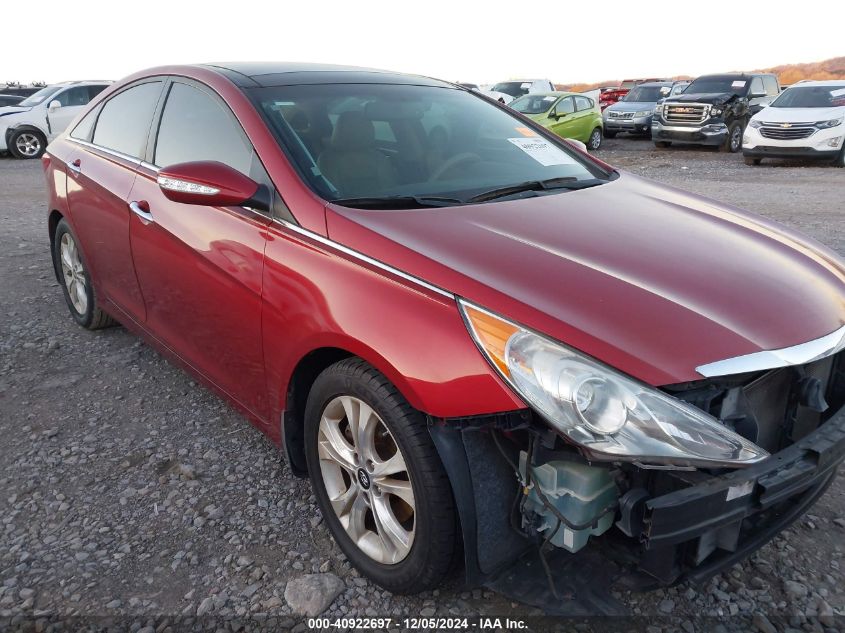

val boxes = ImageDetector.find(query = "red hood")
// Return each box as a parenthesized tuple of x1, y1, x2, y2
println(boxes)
(325, 173, 845, 385)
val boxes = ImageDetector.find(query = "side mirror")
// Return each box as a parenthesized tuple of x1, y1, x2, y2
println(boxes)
(157, 161, 269, 211)
(48, 100, 61, 112)
(550, 109, 566, 119)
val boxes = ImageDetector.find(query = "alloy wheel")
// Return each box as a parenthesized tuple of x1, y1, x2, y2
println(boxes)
(15, 133, 42, 158)
(317, 395, 415, 564)
(59, 232, 88, 315)
(589, 128, 602, 150)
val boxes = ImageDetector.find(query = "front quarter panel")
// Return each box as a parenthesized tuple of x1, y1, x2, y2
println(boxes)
(262, 221, 525, 431)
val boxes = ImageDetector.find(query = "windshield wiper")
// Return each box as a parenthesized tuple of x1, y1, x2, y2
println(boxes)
(331, 195, 465, 209)
(467, 178, 604, 203)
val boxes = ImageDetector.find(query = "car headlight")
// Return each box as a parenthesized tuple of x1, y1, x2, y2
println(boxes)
(750, 119, 763, 129)
(461, 301, 768, 468)
(709, 107, 723, 117)
(634, 110, 652, 118)
(817, 118, 843, 129)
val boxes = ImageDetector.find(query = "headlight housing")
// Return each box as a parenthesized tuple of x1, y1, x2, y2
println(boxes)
(709, 106, 723, 117)
(634, 110, 652, 118)
(817, 118, 843, 129)
(461, 302, 768, 468)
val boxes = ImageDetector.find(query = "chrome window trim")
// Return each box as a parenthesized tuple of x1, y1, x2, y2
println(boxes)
(67, 137, 141, 165)
(696, 324, 845, 378)
(271, 219, 453, 300)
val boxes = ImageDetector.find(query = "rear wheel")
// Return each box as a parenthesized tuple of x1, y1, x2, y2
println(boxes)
(722, 122, 743, 153)
(654, 141, 672, 148)
(744, 156, 762, 166)
(8, 129, 47, 159)
(587, 127, 602, 150)
(53, 219, 115, 330)
(304, 358, 458, 594)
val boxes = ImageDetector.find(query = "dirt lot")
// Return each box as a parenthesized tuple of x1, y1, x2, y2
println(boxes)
(1, 140, 844, 632)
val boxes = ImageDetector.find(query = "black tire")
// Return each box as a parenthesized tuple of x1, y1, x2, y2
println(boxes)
(722, 122, 743, 153)
(744, 156, 762, 166)
(603, 129, 617, 139)
(587, 127, 602, 150)
(834, 146, 845, 168)
(53, 219, 115, 330)
(654, 141, 672, 148)
(304, 358, 458, 594)
(8, 128, 47, 159)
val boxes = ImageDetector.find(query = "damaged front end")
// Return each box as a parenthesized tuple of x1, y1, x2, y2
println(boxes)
(432, 304, 845, 613)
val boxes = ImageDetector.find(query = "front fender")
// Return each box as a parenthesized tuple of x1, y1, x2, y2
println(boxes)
(261, 221, 525, 427)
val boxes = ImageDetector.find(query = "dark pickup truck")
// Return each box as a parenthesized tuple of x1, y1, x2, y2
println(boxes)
(651, 73, 780, 152)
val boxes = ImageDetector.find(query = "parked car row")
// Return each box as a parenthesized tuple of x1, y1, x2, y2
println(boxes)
(0, 81, 110, 158)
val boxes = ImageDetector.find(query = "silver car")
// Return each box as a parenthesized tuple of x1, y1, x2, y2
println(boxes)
(603, 81, 687, 138)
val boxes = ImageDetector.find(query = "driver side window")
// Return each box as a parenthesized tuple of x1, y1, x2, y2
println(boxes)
(556, 97, 574, 114)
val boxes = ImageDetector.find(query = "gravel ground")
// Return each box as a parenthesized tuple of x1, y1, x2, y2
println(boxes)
(1, 141, 844, 632)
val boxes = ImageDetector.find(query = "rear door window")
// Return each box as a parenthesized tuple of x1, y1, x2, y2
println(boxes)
(92, 81, 163, 158)
(154, 82, 252, 173)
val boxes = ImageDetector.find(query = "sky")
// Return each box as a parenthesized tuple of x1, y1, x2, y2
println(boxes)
(5, 0, 844, 86)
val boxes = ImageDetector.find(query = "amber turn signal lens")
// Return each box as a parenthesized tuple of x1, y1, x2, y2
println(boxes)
(462, 304, 520, 376)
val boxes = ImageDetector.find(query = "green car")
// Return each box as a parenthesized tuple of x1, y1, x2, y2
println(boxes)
(509, 92, 604, 150)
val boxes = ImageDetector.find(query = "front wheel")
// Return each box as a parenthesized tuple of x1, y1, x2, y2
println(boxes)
(834, 146, 845, 168)
(304, 358, 458, 594)
(587, 127, 602, 150)
(722, 122, 743, 153)
(8, 128, 47, 159)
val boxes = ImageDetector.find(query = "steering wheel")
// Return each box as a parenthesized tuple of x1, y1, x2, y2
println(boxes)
(429, 153, 482, 182)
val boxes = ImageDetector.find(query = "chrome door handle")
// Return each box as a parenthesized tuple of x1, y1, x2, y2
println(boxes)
(68, 159, 81, 175)
(129, 200, 154, 223)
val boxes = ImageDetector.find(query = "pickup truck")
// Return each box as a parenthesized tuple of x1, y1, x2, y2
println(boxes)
(651, 73, 780, 152)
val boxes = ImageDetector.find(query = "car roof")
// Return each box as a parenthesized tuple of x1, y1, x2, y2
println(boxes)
(637, 81, 673, 88)
(789, 80, 845, 87)
(202, 62, 453, 89)
(516, 91, 578, 98)
(694, 73, 773, 80)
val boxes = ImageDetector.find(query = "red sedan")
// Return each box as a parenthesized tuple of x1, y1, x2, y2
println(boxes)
(42, 63, 845, 604)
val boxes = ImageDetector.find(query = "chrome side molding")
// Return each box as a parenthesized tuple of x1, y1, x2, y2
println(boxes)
(696, 324, 845, 378)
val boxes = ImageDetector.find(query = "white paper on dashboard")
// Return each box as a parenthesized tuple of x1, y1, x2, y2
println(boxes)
(507, 137, 578, 166)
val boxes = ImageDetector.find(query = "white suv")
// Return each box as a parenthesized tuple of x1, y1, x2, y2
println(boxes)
(483, 79, 555, 105)
(743, 80, 845, 167)
(0, 81, 110, 159)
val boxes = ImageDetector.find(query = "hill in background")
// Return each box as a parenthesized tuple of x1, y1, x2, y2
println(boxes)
(559, 56, 845, 92)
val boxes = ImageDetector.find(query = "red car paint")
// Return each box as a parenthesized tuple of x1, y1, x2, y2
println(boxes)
(42, 64, 845, 451)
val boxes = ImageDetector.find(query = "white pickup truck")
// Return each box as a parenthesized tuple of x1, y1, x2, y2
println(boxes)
(0, 81, 110, 159)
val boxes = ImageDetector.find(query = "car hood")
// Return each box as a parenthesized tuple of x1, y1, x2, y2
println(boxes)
(606, 101, 657, 113)
(325, 173, 845, 386)
(0, 106, 29, 119)
(666, 92, 741, 105)
(754, 106, 844, 123)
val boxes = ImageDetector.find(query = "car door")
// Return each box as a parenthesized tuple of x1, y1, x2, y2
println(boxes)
(127, 79, 270, 420)
(549, 96, 577, 139)
(64, 80, 164, 322)
(573, 96, 597, 141)
(46, 85, 108, 141)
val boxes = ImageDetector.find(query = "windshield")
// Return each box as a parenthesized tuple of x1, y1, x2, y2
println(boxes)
(686, 77, 748, 96)
(510, 94, 558, 114)
(491, 82, 530, 97)
(771, 85, 845, 108)
(18, 86, 61, 107)
(620, 80, 638, 90)
(624, 86, 666, 102)
(249, 83, 609, 203)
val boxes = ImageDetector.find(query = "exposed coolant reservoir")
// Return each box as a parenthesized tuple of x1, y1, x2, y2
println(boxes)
(518, 452, 617, 553)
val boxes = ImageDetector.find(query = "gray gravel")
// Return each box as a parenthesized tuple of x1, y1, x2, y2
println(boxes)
(1, 142, 844, 631)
